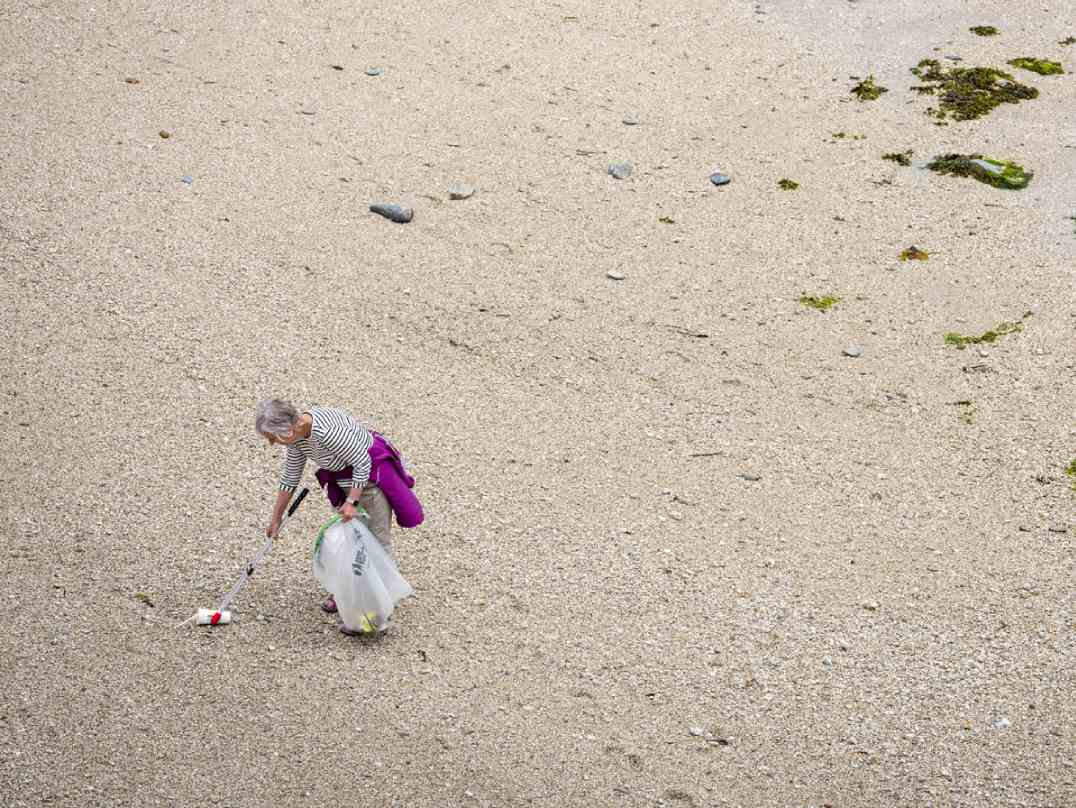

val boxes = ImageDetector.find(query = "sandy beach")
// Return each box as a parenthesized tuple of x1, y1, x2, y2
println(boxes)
(2, 1, 1074, 805)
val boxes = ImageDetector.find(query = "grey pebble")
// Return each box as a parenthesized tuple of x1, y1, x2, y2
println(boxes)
(736, 473, 761, 482)
(370, 203, 413, 223)
(843, 344, 864, 358)
(448, 183, 475, 200)
(606, 270, 626, 281)
(180, 175, 193, 185)
(365, 67, 383, 76)
(608, 161, 633, 180)
(994, 717, 1011, 729)
(688, 726, 706, 737)
(709, 172, 731, 186)
(622, 115, 640, 126)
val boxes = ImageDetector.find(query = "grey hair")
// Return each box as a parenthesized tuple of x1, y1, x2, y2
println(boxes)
(255, 399, 299, 437)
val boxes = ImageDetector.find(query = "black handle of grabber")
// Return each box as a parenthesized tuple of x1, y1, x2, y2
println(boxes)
(287, 487, 309, 517)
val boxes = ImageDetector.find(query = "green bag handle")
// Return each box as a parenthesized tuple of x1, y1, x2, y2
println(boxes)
(312, 509, 370, 560)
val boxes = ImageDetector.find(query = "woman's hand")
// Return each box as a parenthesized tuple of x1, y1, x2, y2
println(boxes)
(266, 517, 282, 538)
(340, 487, 363, 522)
(339, 501, 358, 522)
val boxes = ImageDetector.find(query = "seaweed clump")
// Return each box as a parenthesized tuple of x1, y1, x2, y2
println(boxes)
(926, 154, 1033, 190)
(910, 58, 1038, 120)
(851, 75, 888, 101)
(1061, 37, 1076, 46)
(900, 246, 929, 261)
(778, 178, 799, 190)
(970, 26, 999, 36)
(1007, 57, 1064, 75)
(1066, 458, 1076, 490)
(944, 311, 1033, 349)
(799, 295, 840, 311)
(883, 150, 914, 166)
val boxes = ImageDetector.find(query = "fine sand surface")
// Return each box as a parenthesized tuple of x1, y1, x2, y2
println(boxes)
(2, 1, 1074, 805)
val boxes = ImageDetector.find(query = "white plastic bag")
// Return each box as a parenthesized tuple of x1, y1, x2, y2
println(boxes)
(313, 516, 413, 633)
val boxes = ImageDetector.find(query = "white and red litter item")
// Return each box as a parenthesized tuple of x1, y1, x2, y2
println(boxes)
(193, 487, 309, 627)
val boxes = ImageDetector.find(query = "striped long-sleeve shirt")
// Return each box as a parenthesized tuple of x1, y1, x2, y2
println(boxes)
(278, 407, 373, 493)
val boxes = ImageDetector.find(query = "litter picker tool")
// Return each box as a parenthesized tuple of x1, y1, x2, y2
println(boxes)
(193, 487, 309, 627)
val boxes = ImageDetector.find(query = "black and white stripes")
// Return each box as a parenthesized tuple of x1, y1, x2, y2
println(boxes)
(279, 407, 373, 493)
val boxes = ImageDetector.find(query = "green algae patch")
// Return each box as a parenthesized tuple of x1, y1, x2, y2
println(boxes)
(970, 26, 999, 36)
(1007, 57, 1064, 75)
(926, 154, 1032, 190)
(851, 75, 888, 101)
(1066, 458, 1076, 490)
(883, 150, 914, 166)
(799, 295, 840, 311)
(1061, 37, 1076, 46)
(900, 246, 929, 261)
(944, 311, 1032, 349)
(910, 59, 1038, 120)
(778, 178, 799, 190)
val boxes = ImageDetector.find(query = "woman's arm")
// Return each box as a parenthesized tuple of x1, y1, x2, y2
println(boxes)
(266, 488, 293, 537)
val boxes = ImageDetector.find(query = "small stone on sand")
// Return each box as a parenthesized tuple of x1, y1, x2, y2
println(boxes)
(843, 344, 864, 358)
(370, 203, 413, 223)
(608, 162, 633, 180)
(606, 271, 626, 281)
(710, 172, 731, 186)
(448, 183, 475, 200)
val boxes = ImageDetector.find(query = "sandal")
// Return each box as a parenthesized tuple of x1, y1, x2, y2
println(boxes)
(320, 595, 338, 614)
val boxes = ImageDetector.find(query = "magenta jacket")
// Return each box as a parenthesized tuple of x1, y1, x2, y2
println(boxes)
(314, 433, 423, 528)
